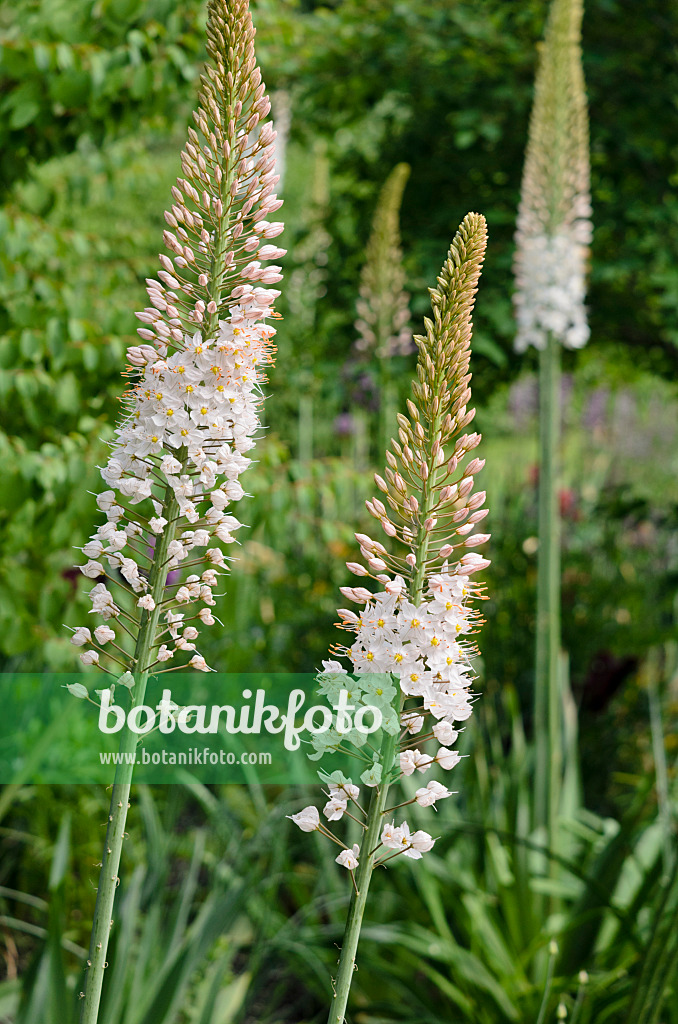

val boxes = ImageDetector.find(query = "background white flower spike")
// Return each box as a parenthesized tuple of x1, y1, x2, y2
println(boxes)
(513, 0, 590, 353)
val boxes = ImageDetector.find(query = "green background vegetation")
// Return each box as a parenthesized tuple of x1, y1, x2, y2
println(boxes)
(0, 0, 677, 1021)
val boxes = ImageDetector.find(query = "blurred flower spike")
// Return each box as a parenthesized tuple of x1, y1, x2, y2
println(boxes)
(513, 0, 591, 352)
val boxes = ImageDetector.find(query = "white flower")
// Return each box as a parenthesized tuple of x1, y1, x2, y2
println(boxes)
(432, 721, 458, 745)
(80, 560, 104, 578)
(435, 747, 462, 771)
(405, 829, 435, 858)
(399, 750, 418, 776)
(149, 517, 167, 534)
(157, 645, 173, 662)
(82, 540, 104, 559)
(288, 806, 320, 832)
(323, 798, 347, 821)
(96, 490, 117, 511)
(415, 780, 451, 807)
(71, 626, 92, 646)
(94, 625, 115, 645)
(138, 595, 156, 611)
(329, 781, 360, 802)
(335, 844, 360, 870)
(80, 650, 100, 666)
(381, 821, 404, 849)
(189, 654, 210, 672)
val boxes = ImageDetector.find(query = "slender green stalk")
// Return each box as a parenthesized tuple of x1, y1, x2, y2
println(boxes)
(327, 729, 397, 1024)
(535, 331, 562, 845)
(81, 485, 179, 1023)
(322, 214, 488, 1023)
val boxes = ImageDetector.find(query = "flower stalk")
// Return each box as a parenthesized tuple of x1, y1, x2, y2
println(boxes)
(71, 2, 283, 1020)
(513, 0, 590, 842)
(290, 212, 489, 1023)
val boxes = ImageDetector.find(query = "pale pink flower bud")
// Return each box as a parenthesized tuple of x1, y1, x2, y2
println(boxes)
(71, 627, 92, 646)
(80, 650, 100, 666)
(439, 544, 454, 558)
(464, 533, 490, 547)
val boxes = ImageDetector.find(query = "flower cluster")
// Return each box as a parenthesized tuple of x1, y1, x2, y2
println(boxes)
(514, 230, 589, 352)
(67, 0, 283, 678)
(289, 214, 489, 877)
(513, 0, 591, 352)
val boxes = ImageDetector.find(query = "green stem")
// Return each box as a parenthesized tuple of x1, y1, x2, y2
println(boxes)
(80, 483, 179, 1024)
(326, 729, 397, 1024)
(534, 332, 562, 851)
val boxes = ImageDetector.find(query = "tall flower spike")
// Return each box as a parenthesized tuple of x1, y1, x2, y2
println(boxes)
(354, 162, 413, 459)
(513, 0, 591, 352)
(74, 7, 282, 1023)
(288, 214, 489, 1024)
(68, 0, 284, 678)
(354, 162, 412, 360)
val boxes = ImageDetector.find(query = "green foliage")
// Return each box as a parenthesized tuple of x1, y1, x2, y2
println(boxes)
(0, 0, 201, 193)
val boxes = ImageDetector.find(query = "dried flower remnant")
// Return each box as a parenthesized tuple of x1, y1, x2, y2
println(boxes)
(513, 0, 591, 352)
(288, 213, 489, 1024)
(67, 0, 284, 679)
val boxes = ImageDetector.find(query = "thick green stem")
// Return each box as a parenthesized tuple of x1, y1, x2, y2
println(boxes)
(327, 729, 397, 1024)
(534, 332, 562, 847)
(80, 485, 179, 1024)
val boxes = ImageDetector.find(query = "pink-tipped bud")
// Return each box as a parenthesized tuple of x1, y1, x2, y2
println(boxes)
(405, 553, 416, 567)
(468, 509, 489, 524)
(439, 544, 454, 559)
(368, 557, 387, 572)
(424, 517, 437, 533)
(458, 478, 474, 498)
(374, 474, 388, 493)
(464, 458, 485, 477)
(207, 301, 217, 314)
(440, 485, 457, 502)
(408, 495, 419, 513)
(460, 553, 491, 574)
(198, 274, 208, 286)
(382, 519, 396, 537)
(353, 587, 372, 603)
(159, 254, 174, 273)
(354, 533, 374, 548)
(467, 490, 486, 509)
(464, 533, 490, 547)
(137, 328, 156, 341)
(346, 562, 369, 577)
